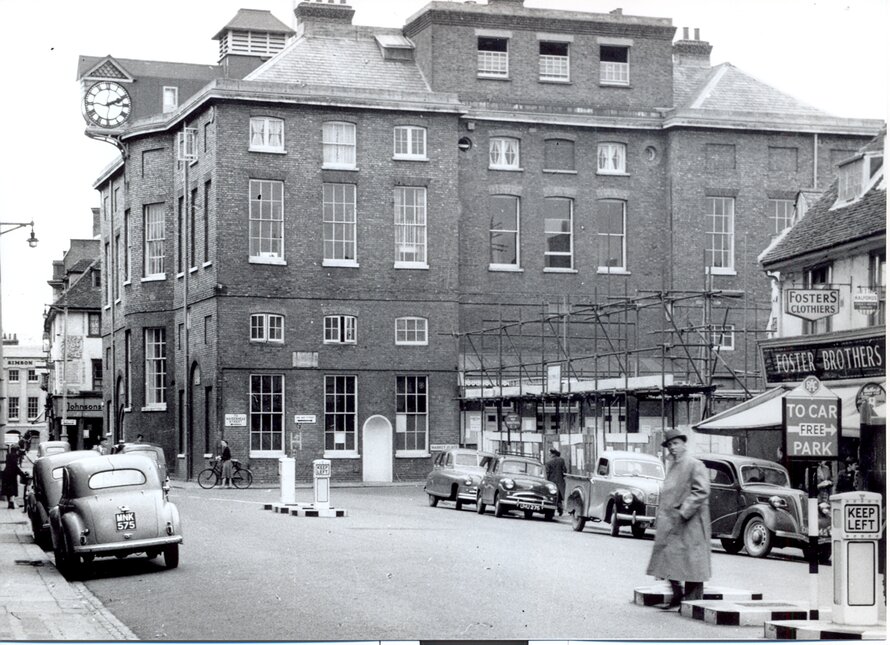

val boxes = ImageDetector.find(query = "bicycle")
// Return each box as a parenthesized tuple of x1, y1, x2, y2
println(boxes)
(197, 458, 253, 489)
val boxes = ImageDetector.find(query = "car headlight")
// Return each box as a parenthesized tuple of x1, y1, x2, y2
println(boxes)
(769, 495, 788, 510)
(546, 483, 558, 495)
(621, 491, 635, 505)
(464, 477, 474, 486)
(503, 478, 515, 490)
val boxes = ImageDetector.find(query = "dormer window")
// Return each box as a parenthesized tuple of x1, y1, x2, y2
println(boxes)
(837, 159, 864, 203)
(162, 87, 179, 113)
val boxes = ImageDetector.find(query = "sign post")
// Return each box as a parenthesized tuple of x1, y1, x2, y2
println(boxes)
(504, 412, 520, 452)
(783, 375, 841, 619)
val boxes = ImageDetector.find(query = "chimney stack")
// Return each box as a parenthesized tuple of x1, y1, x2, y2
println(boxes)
(673, 27, 712, 68)
(295, 0, 356, 38)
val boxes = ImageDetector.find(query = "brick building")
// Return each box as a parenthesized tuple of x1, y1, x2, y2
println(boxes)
(78, 0, 882, 481)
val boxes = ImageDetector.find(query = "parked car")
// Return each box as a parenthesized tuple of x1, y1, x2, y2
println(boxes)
(26, 450, 96, 549)
(49, 453, 182, 577)
(700, 453, 830, 559)
(424, 448, 494, 509)
(565, 450, 664, 538)
(112, 442, 168, 484)
(37, 441, 71, 458)
(477, 454, 559, 520)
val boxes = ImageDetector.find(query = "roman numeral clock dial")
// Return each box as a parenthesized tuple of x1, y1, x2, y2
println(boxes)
(83, 81, 132, 128)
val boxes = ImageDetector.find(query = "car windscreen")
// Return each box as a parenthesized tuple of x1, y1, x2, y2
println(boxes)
(52, 467, 66, 480)
(613, 459, 664, 479)
(89, 469, 147, 490)
(740, 464, 789, 487)
(454, 454, 478, 467)
(501, 461, 544, 477)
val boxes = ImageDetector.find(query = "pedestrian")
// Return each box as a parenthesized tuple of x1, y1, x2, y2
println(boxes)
(545, 447, 567, 516)
(646, 428, 711, 611)
(94, 437, 109, 455)
(220, 439, 233, 488)
(815, 460, 833, 503)
(836, 456, 861, 494)
(2, 446, 27, 509)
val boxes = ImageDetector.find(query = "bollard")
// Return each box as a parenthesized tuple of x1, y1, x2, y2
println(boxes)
(830, 491, 883, 626)
(313, 459, 331, 509)
(279, 457, 296, 505)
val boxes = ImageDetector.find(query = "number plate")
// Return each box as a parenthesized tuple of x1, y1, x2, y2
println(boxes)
(115, 512, 136, 531)
(518, 503, 542, 511)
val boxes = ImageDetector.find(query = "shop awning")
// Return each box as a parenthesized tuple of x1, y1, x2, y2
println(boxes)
(695, 383, 879, 439)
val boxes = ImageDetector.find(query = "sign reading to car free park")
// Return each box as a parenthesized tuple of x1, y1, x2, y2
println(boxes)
(783, 376, 840, 458)
(784, 289, 840, 321)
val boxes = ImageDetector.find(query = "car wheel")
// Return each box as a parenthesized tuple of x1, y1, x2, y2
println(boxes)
(494, 493, 505, 517)
(571, 511, 587, 532)
(54, 535, 78, 578)
(631, 523, 647, 539)
(163, 544, 180, 569)
(523, 510, 534, 520)
(476, 491, 486, 515)
(543, 509, 555, 521)
(720, 537, 744, 555)
(609, 506, 621, 537)
(427, 493, 439, 507)
(743, 517, 773, 558)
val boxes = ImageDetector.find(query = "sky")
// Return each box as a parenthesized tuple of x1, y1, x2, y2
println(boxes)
(0, 0, 886, 346)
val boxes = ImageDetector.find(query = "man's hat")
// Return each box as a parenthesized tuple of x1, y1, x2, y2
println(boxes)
(549, 448, 560, 456)
(661, 428, 688, 447)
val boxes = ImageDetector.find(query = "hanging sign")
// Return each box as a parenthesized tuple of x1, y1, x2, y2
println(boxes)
(783, 376, 840, 458)
(784, 289, 840, 321)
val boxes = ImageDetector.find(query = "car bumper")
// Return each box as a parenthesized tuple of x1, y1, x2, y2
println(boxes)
(457, 487, 478, 502)
(500, 493, 558, 511)
(73, 535, 183, 555)
(775, 530, 831, 546)
(615, 511, 656, 524)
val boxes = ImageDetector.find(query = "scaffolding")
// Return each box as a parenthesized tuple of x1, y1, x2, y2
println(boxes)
(456, 283, 772, 466)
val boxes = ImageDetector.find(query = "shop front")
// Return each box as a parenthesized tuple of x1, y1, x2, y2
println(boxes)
(50, 396, 104, 450)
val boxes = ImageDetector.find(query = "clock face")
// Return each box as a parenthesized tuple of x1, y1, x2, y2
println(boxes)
(84, 81, 132, 128)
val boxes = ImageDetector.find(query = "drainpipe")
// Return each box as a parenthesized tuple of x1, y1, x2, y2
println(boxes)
(812, 133, 819, 189)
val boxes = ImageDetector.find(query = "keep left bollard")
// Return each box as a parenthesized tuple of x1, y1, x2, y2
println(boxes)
(279, 456, 296, 505)
(313, 459, 331, 510)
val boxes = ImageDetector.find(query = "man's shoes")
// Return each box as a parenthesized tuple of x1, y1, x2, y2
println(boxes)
(655, 599, 682, 611)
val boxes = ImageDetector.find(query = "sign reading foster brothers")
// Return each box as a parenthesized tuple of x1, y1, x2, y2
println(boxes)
(783, 375, 840, 458)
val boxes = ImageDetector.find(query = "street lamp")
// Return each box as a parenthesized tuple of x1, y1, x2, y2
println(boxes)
(0, 221, 39, 435)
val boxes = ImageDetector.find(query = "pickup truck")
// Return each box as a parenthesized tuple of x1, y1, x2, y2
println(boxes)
(565, 450, 665, 538)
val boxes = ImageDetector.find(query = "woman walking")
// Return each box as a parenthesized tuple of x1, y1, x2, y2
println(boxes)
(2, 446, 27, 509)
(220, 440, 233, 488)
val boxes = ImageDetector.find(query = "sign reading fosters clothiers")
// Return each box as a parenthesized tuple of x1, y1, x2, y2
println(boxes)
(783, 376, 840, 458)
(784, 289, 840, 321)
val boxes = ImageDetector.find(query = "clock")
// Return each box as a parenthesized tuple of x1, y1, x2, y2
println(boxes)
(83, 81, 132, 128)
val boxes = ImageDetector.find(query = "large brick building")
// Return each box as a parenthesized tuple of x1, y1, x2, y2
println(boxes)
(78, 0, 882, 481)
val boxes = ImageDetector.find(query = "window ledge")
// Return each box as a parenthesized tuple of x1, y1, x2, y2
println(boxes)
(249, 148, 286, 155)
(477, 74, 511, 81)
(322, 341, 357, 346)
(123, 280, 132, 287)
(394, 262, 429, 270)
(395, 342, 429, 347)
(323, 451, 360, 459)
(322, 259, 360, 268)
(396, 451, 431, 459)
(322, 165, 358, 171)
(114, 298, 121, 305)
(489, 166, 524, 172)
(392, 156, 429, 162)
(249, 340, 285, 345)
(189, 266, 198, 274)
(539, 78, 571, 84)
(599, 81, 631, 88)
(543, 267, 578, 274)
(202, 261, 213, 268)
(489, 264, 523, 272)
(141, 405, 167, 412)
(141, 274, 166, 283)
(543, 169, 577, 175)
(249, 256, 287, 266)
(597, 171, 630, 177)
(706, 268, 737, 276)
(249, 451, 286, 459)
(597, 268, 630, 275)
(124, 407, 132, 413)
(103, 304, 111, 311)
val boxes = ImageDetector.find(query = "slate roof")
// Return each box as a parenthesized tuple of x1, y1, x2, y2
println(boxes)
(77, 55, 219, 82)
(54, 259, 101, 311)
(211, 9, 294, 40)
(246, 30, 431, 93)
(760, 136, 886, 268)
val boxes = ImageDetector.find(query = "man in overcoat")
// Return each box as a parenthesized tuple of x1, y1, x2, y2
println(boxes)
(545, 448, 567, 516)
(646, 428, 711, 610)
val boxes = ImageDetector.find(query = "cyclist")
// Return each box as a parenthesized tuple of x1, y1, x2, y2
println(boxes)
(220, 440, 233, 489)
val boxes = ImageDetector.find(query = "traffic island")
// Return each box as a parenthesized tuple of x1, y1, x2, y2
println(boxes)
(764, 618, 885, 640)
(265, 457, 346, 517)
(263, 501, 346, 518)
(634, 582, 762, 606)
(681, 599, 812, 625)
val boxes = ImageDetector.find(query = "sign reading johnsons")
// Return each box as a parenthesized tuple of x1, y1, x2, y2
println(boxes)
(761, 331, 884, 384)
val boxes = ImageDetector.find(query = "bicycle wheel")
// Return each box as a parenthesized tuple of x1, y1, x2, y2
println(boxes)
(232, 468, 253, 489)
(197, 468, 219, 489)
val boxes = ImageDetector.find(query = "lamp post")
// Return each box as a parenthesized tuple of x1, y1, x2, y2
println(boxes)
(0, 221, 38, 434)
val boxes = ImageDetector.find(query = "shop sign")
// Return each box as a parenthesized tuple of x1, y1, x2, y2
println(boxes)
(852, 291, 879, 312)
(784, 289, 840, 321)
(760, 332, 884, 384)
(783, 376, 840, 458)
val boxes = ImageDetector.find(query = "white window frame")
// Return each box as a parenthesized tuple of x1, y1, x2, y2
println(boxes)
(8, 397, 19, 421)
(8, 369, 19, 383)
(27, 369, 38, 383)
(599, 45, 629, 85)
(705, 197, 736, 275)
(249, 374, 285, 457)
(538, 41, 570, 82)
(597, 200, 627, 273)
(836, 159, 865, 204)
(711, 325, 735, 351)
(477, 36, 509, 78)
(27, 397, 39, 420)
(597, 142, 626, 175)
(395, 375, 429, 457)
(143, 327, 167, 410)
(162, 86, 179, 113)
(395, 317, 429, 346)
(250, 313, 284, 343)
(248, 179, 285, 263)
(322, 183, 357, 267)
(544, 197, 574, 271)
(489, 195, 520, 271)
(322, 121, 356, 169)
(393, 126, 427, 160)
(249, 117, 285, 153)
(394, 187, 428, 268)
(768, 199, 795, 235)
(489, 137, 520, 170)
(324, 375, 358, 457)
(324, 315, 357, 344)
(143, 203, 166, 279)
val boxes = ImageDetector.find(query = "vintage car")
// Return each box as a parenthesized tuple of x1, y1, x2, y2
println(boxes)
(112, 442, 168, 483)
(565, 450, 664, 538)
(701, 453, 830, 559)
(26, 450, 96, 549)
(424, 448, 494, 509)
(476, 454, 559, 520)
(49, 453, 182, 577)
(37, 441, 71, 458)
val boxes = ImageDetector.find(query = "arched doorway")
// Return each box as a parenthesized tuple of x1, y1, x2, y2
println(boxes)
(362, 415, 392, 483)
